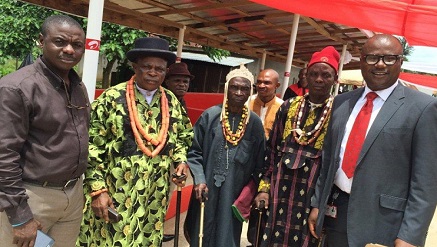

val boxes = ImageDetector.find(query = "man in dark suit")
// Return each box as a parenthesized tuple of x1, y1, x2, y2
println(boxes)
(308, 34, 437, 247)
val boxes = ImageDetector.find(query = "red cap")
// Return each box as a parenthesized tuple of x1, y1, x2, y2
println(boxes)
(307, 46, 340, 73)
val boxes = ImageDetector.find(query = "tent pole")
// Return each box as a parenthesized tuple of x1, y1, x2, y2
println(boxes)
(280, 14, 300, 99)
(259, 50, 266, 71)
(176, 26, 186, 63)
(334, 44, 348, 96)
(82, 0, 104, 102)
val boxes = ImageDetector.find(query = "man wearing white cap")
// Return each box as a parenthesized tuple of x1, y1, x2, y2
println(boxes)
(184, 64, 265, 247)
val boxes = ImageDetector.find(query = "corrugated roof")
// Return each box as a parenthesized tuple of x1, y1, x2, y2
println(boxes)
(178, 52, 254, 67)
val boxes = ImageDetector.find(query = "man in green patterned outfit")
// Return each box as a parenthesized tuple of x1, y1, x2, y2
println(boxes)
(78, 37, 193, 247)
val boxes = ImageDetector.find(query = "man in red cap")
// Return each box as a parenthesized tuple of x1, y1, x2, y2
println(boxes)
(254, 46, 339, 246)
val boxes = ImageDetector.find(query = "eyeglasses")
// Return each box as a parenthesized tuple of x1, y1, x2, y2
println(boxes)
(62, 81, 89, 110)
(362, 54, 403, 65)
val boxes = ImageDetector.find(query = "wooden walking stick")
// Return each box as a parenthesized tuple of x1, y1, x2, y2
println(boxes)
(199, 191, 207, 247)
(255, 200, 265, 247)
(174, 185, 182, 247)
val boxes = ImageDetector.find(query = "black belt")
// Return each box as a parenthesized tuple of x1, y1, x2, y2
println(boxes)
(23, 177, 80, 190)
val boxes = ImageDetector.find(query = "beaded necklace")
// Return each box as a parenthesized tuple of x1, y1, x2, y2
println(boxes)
(221, 102, 249, 146)
(126, 76, 169, 157)
(292, 93, 333, 145)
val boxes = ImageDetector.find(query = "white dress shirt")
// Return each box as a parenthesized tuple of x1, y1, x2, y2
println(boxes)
(136, 84, 158, 105)
(335, 82, 398, 193)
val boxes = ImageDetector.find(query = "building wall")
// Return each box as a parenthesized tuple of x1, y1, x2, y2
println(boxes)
(183, 59, 231, 93)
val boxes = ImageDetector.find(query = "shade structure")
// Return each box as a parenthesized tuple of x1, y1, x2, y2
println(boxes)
(250, 0, 437, 47)
(399, 72, 437, 90)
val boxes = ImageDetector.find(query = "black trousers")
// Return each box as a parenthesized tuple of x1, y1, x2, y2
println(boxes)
(323, 185, 350, 247)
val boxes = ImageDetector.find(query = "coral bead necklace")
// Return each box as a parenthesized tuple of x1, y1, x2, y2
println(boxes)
(221, 102, 249, 146)
(292, 94, 333, 145)
(126, 75, 169, 157)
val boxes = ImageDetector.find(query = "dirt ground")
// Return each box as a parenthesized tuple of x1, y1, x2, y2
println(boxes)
(163, 174, 437, 247)
(163, 204, 437, 247)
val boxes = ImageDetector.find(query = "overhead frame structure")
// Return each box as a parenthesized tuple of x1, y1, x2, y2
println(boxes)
(19, 0, 370, 70)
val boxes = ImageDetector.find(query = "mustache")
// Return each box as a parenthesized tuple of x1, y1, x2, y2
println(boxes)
(59, 55, 75, 60)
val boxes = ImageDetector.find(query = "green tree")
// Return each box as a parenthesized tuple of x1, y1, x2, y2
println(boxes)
(0, 0, 230, 83)
(201, 46, 231, 62)
(95, 22, 147, 88)
(0, 0, 55, 69)
(398, 37, 414, 62)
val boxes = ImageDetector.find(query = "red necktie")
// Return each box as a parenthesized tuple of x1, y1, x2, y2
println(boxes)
(342, 92, 378, 178)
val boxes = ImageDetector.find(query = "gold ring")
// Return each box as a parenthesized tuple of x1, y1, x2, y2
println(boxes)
(181, 181, 185, 184)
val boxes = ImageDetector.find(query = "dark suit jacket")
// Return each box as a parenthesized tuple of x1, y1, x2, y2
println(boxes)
(311, 83, 437, 246)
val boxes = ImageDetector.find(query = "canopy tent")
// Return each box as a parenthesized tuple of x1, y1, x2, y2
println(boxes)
(402, 61, 437, 75)
(18, 0, 437, 99)
(399, 72, 437, 90)
(250, 0, 437, 47)
(19, 0, 370, 69)
(335, 70, 437, 90)
(339, 69, 363, 86)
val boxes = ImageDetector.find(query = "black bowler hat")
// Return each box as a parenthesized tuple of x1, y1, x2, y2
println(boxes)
(126, 37, 176, 64)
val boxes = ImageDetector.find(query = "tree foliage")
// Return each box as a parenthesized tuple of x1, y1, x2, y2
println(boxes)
(0, 0, 230, 84)
(0, 0, 55, 66)
(398, 36, 414, 62)
(94, 21, 147, 88)
(201, 46, 231, 62)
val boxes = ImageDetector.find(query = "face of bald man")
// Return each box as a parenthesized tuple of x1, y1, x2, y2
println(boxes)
(255, 69, 280, 103)
(360, 34, 403, 91)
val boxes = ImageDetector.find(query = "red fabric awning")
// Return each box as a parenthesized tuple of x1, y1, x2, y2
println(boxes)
(399, 72, 437, 89)
(250, 0, 437, 47)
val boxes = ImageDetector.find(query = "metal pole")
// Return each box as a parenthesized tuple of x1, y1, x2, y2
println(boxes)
(280, 14, 300, 98)
(82, 0, 104, 102)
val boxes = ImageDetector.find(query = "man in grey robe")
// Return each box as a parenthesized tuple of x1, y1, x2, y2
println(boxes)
(184, 64, 265, 247)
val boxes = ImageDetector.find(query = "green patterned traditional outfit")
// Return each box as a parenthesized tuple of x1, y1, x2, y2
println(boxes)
(78, 82, 193, 247)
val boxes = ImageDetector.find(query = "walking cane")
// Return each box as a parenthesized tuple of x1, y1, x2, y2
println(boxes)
(255, 200, 265, 247)
(174, 185, 182, 247)
(199, 191, 207, 247)
(317, 233, 325, 247)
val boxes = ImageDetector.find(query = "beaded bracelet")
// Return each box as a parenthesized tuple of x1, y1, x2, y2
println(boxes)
(90, 188, 108, 197)
(258, 179, 270, 193)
